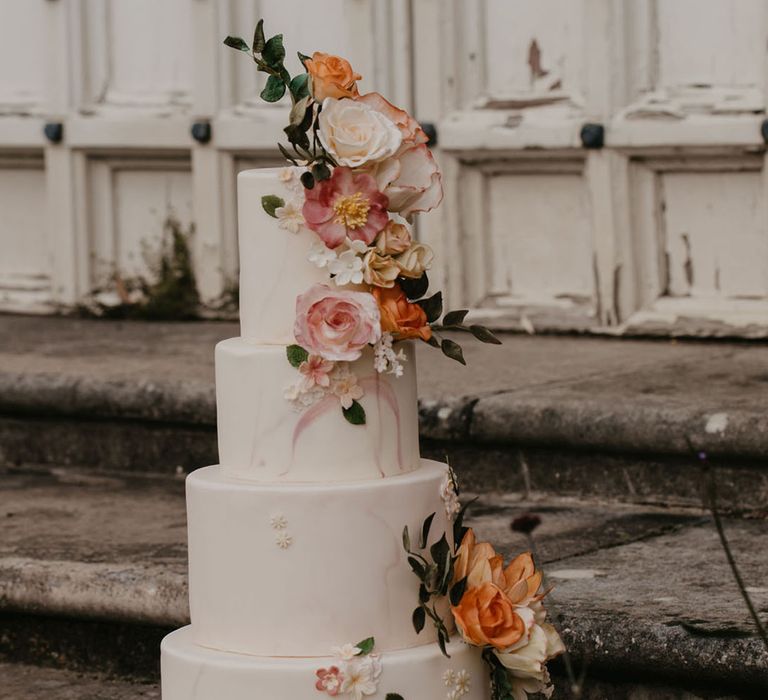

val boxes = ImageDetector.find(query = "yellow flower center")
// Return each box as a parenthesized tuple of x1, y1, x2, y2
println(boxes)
(333, 192, 370, 229)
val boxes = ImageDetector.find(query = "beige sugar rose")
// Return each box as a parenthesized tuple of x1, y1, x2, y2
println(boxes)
(318, 97, 402, 168)
(363, 249, 400, 288)
(375, 220, 412, 255)
(395, 242, 433, 279)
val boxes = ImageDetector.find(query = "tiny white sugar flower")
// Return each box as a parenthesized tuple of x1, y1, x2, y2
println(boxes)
(275, 532, 293, 549)
(340, 655, 382, 700)
(344, 237, 370, 255)
(329, 250, 364, 286)
(278, 166, 306, 194)
(455, 669, 471, 694)
(443, 669, 456, 687)
(440, 472, 461, 521)
(275, 200, 305, 233)
(331, 371, 364, 409)
(308, 241, 337, 268)
(373, 332, 407, 377)
(270, 515, 288, 530)
(331, 643, 360, 661)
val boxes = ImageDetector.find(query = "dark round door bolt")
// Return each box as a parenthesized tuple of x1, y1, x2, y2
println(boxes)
(580, 122, 604, 149)
(43, 122, 64, 144)
(420, 122, 438, 148)
(191, 121, 212, 144)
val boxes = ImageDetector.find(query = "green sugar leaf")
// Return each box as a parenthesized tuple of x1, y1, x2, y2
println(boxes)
(262, 194, 285, 218)
(285, 344, 308, 367)
(441, 338, 466, 365)
(223, 36, 250, 52)
(261, 74, 286, 102)
(355, 637, 375, 655)
(343, 399, 366, 425)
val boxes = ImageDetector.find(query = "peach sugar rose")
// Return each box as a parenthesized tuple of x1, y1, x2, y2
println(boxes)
(450, 529, 544, 651)
(305, 52, 361, 101)
(372, 284, 432, 342)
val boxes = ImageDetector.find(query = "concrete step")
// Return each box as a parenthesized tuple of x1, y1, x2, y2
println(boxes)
(0, 662, 159, 700)
(1, 315, 767, 510)
(0, 465, 765, 697)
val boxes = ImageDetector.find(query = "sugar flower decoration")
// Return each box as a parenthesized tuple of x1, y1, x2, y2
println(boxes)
(373, 332, 407, 377)
(303, 167, 389, 249)
(328, 249, 365, 286)
(339, 654, 382, 700)
(318, 97, 401, 168)
(309, 241, 338, 269)
(274, 199, 305, 233)
(294, 284, 381, 362)
(299, 355, 335, 390)
(331, 368, 364, 410)
(315, 666, 344, 696)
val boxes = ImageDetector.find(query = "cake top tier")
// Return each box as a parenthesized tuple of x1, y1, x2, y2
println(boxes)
(238, 168, 327, 344)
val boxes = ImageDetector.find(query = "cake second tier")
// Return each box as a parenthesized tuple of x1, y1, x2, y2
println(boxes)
(187, 461, 454, 657)
(216, 338, 420, 481)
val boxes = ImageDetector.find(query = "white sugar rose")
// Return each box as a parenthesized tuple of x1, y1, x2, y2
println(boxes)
(396, 242, 434, 279)
(318, 97, 402, 168)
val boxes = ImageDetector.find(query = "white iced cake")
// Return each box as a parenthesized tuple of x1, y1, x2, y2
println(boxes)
(162, 24, 562, 700)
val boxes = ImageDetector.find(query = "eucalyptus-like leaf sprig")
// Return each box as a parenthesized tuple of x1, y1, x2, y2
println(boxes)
(401, 495, 475, 659)
(224, 19, 336, 187)
(397, 275, 502, 365)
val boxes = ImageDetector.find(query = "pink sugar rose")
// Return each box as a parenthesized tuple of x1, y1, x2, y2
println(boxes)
(294, 284, 381, 362)
(315, 666, 344, 696)
(302, 166, 389, 249)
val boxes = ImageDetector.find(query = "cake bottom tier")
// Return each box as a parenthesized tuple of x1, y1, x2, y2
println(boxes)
(161, 626, 490, 700)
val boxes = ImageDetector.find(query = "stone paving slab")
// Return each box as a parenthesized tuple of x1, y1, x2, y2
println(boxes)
(0, 662, 160, 700)
(0, 465, 765, 693)
(1, 315, 767, 459)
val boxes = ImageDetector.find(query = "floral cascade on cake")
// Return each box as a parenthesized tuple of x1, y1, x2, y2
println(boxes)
(406, 469, 565, 699)
(225, 19, 501, 428)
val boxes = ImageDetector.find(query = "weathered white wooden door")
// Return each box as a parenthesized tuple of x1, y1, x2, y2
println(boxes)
(1, 0, 766, 337)
(414, 0, 768, 337)
(0, 0, 410, 312)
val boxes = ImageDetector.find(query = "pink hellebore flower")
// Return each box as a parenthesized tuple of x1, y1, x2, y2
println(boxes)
(315, 666, 344, 696)
(303, 167, 389, 249)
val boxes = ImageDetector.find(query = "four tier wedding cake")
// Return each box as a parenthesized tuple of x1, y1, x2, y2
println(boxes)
(161, 20, 563, 700)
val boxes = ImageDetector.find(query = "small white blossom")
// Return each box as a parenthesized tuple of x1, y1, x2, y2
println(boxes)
(284, 380, 325, 411)
(275, 532, 293, 549)
(270, 514, 288, 530)
(329, 249, 364, 286)
(373, 332, 407, 377)
(344, 237, 370, 255)
(308, 241, 337, 269)
(454, 670, 471, 694)
(331, 369, 364, 409)
(278, 166, 306, 194)
(340, 654, 382, 700)
(331, 643, 361, 661)
(440, 471, 461, 521)
(275, 199, 305, 233)
(442, 669, 456, 687)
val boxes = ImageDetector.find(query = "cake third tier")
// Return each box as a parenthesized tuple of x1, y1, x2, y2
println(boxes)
(216, 338, 420, 481)
(186, 460, 454, 657)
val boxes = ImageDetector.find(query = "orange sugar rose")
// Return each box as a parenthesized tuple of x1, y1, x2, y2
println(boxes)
(451, 581, 529, 651)
(305, 52, 361, 101)
(372, 284, 432, 342)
